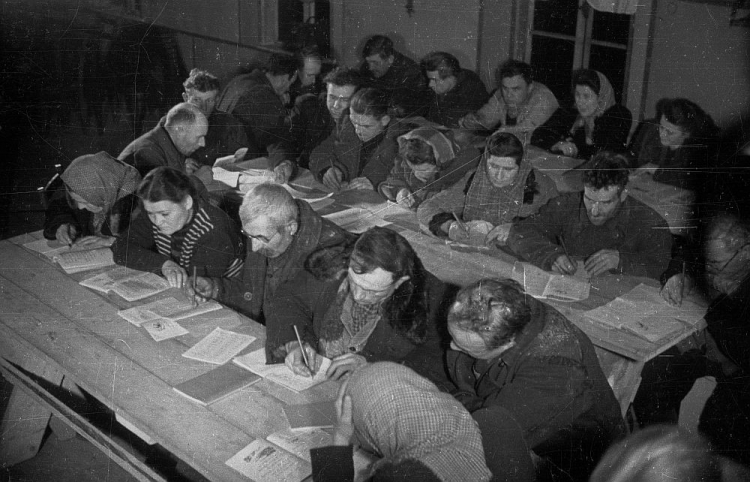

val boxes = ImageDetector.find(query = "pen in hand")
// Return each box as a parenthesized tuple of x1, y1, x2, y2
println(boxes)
(452, 211, 468, 234)
(191, 266, 198, 308)
(294, 325, 314, 377)
(557, 235, 576, 274)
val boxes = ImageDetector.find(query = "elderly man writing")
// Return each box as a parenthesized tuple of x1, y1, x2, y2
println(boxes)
(507, 151, 672, 279)
(191, 183, 352, 323)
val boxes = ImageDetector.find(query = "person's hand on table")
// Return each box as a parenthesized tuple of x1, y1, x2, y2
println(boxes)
(233, 147, 248, 162)
(551, 140, 578, 158)
(332, 379, 354, 446)
(326, 353, 367, 381)
(55, 223, 79, 246)
(395, 188, 416, 208)
(448, 220, 492, 246)
(584, 249, 620, 276)
(273, 160, 294, 184)
(660, 273, 694, 306)
(485, 223, 512, 246)
(188, 275, 218, 302)
(322, 167, 345, 191)
(161, 260, 188, 288)
(285, 344, 323, 377)
(344, 177, 373, 191)
(73, 235, 115, 249)
(185, 158, 201, 175)
(551, 254, 577, 275)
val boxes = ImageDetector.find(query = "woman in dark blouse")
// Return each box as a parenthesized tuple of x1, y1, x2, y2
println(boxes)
(531, 69, 631, 161)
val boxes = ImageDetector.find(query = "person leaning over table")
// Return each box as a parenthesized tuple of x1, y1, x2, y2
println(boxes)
(417, 131, 557, 247)
(507, 151, 672, 279)
(44, 151, 141, 248)
(627, 97, 719, 191)
(377, 125, 482, 210)
(458, 59, 559, 139)
(190, 183, 354, 324)
(309, 88, 398, 193)
(265, 227, 451, 383)
(445, 278, 625, 481)
(111, 167, 244, 288)
(311, 362, 494, 482)
(530, 69, 631, 161)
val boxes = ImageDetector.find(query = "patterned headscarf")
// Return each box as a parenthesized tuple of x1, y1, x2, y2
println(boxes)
(348, 362, 492, 482)
(572, 71, 616, 142)
(397, 127, 456, 166)
(462, 151, 533, 225)
(60, 152, 141, 235)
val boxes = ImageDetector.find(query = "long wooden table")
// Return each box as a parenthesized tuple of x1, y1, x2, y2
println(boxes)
(0, 232, 338, 480)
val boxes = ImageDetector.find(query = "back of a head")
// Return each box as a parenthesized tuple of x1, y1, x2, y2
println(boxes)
(590, 425, 722, 482)
(137, 167, 196, 204)
(420, 51, 460, 79)
(264, 53, 298, 78)
(498, 59, 533, 84)
(485, 131, 524, 165)
(448, 278, 531, 350)
(352, 227, 419, 281)
(583, 151, 630, 191)
(363, 35, 394, 59)
(323, 67, 364, 89)
(165, 102, 201, 129)
(183, 68, 220, 93)
(350, 87, 391, 119)
(239, 183, 297, 226)
(704, 212, 750, 252)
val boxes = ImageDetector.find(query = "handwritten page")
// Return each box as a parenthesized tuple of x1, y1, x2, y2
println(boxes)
(225, 439, 311, 481)
(266, 427, 332, 463)
(142, 319, 189, 341)
(322, 207, 391, 234)
(233, 348, 332, 392)
(182, 327, 256, 365)
(583, 284, 706, 343)
(511, 261, 590, 302)
(117, 297, 223, 325)
(53, 247, 115, 273)
(80, 267, 170, 301)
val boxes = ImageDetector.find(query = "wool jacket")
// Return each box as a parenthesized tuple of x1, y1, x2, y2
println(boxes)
(118, 125, 186, 177)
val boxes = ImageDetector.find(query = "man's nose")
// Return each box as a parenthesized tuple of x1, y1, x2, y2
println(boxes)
(591, 203, 600, 215)
(250, 239, 262, 252)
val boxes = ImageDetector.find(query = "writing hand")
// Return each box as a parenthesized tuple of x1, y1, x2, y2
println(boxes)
(584, 249, 620, 276)
(184, 158, 201, 175)
(332, 380, 354, 446)
(660, 273, 693, 306)
(326, 353, 367, 381)
(551, 254, 577, 275)
(56, 223, 79, 246)
(189, 276, 217, 302)
(161, 260, 188, 288)
(273, 160, 294, 184)
(322, 167, 344, 191)
(485, 223, 512, 247)
(551, 141, 577, 157)
(73, 235, 115, 249)
(345, 177, 374, 191)
(395, 188, 416, 208)
(447, 221, 470, 243)
(285, 344, 322, 377)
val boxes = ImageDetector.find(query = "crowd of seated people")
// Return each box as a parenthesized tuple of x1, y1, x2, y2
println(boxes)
(42, 31, 750, 479)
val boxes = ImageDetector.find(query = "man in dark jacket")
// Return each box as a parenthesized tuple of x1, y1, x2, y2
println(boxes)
(191, 183, 353, 324)
(508, 152, 672, 280)
(359, 35, 430, 117)
(118, 102, 208, 177)
(421, 51, 488, 128)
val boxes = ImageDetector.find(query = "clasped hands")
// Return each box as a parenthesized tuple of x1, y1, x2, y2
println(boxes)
(285, 344, 366, 381)
(551, 248, 619, 277)
(442, 219, 512, 247)
(321, 166, 373, 192)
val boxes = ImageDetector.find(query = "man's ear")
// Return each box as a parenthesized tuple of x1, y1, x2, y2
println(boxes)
(286, 220, 299, 236)
(620, 187, 629, 202)
(181, 92, 189, 103)
(379, 115, 391, 128)
(182, 194, 194, 211)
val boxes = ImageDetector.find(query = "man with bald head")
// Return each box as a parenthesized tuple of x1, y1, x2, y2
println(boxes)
(118, 102, 208, 177)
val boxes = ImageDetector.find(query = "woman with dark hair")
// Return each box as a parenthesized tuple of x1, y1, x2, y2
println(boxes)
(265, 227, 448, 382)
(446, 278, 625, 481)
(310, 87, 398, 192)
(531, 69, 632, 160)
(628, 97, 719, 190)
(111, 167, 243, 288)
(43, 152, 141, 248)
(417, 132, 557, 246)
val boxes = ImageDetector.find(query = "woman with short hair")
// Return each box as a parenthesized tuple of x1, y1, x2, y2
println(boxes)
(111, 167, 243, 287)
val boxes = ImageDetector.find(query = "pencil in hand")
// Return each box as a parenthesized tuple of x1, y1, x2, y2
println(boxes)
(294, 325, 315, 377)
(191, 266, 198, 308)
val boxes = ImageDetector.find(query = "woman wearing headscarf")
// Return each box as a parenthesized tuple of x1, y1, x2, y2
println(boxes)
(531, 69, 632, 161)
(417, 132, 557, 247)
(111, 167, 244, 288)
(43, 151, 141, 248)
(310, 362, 494, 482)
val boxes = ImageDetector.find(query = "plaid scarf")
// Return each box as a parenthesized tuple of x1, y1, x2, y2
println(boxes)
(462, 155, 533, 225)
